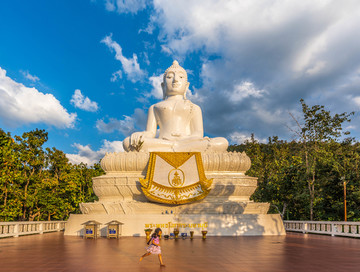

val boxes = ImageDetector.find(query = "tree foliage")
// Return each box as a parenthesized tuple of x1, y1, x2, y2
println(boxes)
(229, 100, 358, 221)
(0, 128, 104, 221)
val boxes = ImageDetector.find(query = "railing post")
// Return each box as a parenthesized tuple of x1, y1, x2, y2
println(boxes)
(331, 223, 335, 236)
(14, 223, 19, 237)
(303, 223, 307, 234)
(39, 222, 44, 234)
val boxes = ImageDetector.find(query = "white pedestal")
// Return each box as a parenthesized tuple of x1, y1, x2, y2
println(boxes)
(64, 213, 285, 237)
(65, 151, 285, 237)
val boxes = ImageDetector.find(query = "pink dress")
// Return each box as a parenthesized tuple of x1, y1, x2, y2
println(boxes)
(146, 237, 161, 254)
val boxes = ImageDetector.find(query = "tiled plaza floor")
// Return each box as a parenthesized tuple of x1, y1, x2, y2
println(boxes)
(0, 232, 359, 272)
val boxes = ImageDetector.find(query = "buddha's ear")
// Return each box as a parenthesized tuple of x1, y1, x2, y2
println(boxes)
(184, 82, 190, 99)
(161, 82, 166, 100)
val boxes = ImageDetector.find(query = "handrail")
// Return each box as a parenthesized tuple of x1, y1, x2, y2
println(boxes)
(283, 220, 360, 238)
(0, 221, 66, 238)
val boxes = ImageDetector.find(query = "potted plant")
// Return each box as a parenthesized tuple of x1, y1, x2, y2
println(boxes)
(144, 228, 152, 240)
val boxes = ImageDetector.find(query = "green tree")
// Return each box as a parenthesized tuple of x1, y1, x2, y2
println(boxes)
(0, 128, 104, 221)
(0, 129, 23, 220)
(233, 136, 307, 219)
(14, 129, 49, 220)
(290, 99, 354, 220)
(326, 139, 360, 221)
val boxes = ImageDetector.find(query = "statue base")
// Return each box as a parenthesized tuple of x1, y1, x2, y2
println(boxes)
(64, 213, 285, 236)
(78, 171, 270, 215)
(64, 152, 285, 236)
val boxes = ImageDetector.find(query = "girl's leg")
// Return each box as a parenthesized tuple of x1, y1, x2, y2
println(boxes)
(158, 254, 165, 266)
(140, 252, 151, 261)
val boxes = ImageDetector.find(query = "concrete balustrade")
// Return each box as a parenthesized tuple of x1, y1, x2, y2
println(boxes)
(0, 221, 66, 238)
(284, 220, 360, 238)
(3, 220, 359, 238)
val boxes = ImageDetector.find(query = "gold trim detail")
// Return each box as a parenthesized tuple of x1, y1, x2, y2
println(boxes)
(168, 168, 185, 188)
(156, 152, 194, 168)
(140, 152, 212, 205)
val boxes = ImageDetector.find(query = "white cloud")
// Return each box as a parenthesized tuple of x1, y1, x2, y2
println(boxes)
(186, 88, 202, 103)
(160, 45, 172, 55)
(229, 132, 266, 145)
(104, 0, 148, 14)
(149, 0, 360, 140)
(100, 0, 360, 140)
(143, 52, 150, 66)
(20, 70, 40, 82)
(153, 0, 344, 56)
(96, 116, 135, 136)
(66, 139, 124, 165)
(0, 67, 76, 128)
(230, 81, 267, 103)
(111, 70, 122, 82)
(105, 0, 116, 11)
(345, 125, 356, 130)
(101, 34, 146, 83)
(148, 74, 163, 99)
(305, 61, 327, 76)
(96, 108, 147, 136)
(70, 89, 99, 112)
(229, 132, 251, 145)
(354, 96, 360, 107)
(252, 105, 288, 127)
(139, 18, 155, 34)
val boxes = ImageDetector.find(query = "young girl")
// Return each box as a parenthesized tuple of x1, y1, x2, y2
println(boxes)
(140, 228, 165, 266)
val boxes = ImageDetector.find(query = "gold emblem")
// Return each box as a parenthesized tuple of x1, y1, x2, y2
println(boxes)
(168, 169, 185, 188)
(140, 152, 212, 205)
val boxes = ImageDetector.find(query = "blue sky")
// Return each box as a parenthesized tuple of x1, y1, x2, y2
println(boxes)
(1, 0, 360, 165)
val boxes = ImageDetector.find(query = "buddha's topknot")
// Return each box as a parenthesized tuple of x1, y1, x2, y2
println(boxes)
(163, 60, 188, 81)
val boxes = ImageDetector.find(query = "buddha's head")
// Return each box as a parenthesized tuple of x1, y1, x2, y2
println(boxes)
(162, 60, 190, 99)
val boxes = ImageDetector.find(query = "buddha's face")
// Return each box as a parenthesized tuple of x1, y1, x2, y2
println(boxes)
(161, 61, 190, 98)
(163, 70, 189, 96)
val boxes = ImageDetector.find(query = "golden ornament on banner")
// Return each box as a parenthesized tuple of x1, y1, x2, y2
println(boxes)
(140, 152, 212, 205)
(168, 169, 185, 187)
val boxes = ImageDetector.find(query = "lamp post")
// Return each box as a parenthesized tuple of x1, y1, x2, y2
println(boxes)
(341, 176, 347, 222)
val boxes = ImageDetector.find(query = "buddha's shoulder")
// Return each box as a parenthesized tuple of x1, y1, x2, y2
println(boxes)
(152, 99, 200, 109)
(153, 100, 166, 106)
(152, 101, 168, 109)
(186, 100, 201, 110)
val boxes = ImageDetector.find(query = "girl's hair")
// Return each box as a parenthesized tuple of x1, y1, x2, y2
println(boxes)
(152, 228, 162, 238)
(147, 228, 162, 244)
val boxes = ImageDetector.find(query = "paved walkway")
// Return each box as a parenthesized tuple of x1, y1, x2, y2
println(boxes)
(0, 232, 359, 271)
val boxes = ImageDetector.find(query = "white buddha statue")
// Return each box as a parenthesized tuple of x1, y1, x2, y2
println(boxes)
(123, 60, 228, 152)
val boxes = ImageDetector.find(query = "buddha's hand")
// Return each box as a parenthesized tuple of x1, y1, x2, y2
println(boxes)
(130, 132, 145, 146)
(171, 132, 182, 137)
